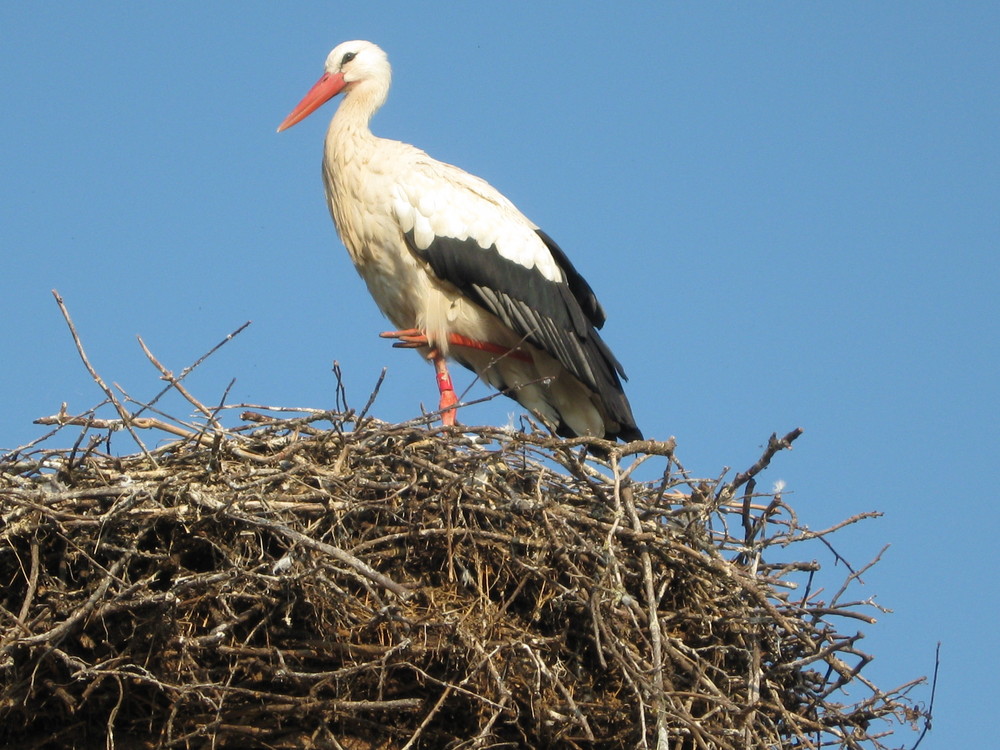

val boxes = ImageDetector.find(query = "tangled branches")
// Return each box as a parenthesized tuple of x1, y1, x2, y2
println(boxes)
(0, 412, 927, 749)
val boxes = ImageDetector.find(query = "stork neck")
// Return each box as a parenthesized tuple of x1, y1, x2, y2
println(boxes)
(323, 83, 387, 202)
(329, 80, 387, 143)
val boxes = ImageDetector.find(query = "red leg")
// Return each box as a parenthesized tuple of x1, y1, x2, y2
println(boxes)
(430, 349, 458, 426)
(379, 329, 533, 426)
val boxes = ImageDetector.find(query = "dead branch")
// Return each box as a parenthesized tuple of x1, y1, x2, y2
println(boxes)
(50, 289, 153, 460)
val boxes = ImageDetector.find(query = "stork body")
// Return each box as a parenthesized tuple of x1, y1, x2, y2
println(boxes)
(279, 41, 640, 441)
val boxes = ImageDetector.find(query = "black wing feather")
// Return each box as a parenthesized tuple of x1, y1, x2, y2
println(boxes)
(535, 229, 606, 329)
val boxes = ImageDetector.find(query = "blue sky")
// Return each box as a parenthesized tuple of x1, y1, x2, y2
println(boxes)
(2, 4, 997, 745)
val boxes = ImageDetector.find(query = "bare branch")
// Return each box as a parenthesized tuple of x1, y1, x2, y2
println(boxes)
(50, 289, 154, 460)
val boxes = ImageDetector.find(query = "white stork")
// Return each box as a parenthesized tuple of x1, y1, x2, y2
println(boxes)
(278, 41, 641, 441)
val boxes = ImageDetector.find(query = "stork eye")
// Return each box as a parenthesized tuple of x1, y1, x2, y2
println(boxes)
(341, 51, 357, 65)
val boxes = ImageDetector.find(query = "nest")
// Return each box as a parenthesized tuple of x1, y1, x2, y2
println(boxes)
(1, 409, 928, 749)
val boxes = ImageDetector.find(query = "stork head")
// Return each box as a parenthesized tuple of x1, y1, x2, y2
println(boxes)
(278, 41, 391, 132)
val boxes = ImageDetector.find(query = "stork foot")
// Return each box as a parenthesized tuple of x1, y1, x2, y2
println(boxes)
(380, 329, 531, 362)
(379, 328, 427, 349)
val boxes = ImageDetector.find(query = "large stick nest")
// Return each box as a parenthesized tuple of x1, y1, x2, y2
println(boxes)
(0, 410, 926, 749)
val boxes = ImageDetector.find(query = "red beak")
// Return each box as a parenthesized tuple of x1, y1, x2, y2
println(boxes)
(277, 71, 347, 132)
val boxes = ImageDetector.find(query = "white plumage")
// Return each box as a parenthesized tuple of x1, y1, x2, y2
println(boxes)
(279, 41, 640, 441)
